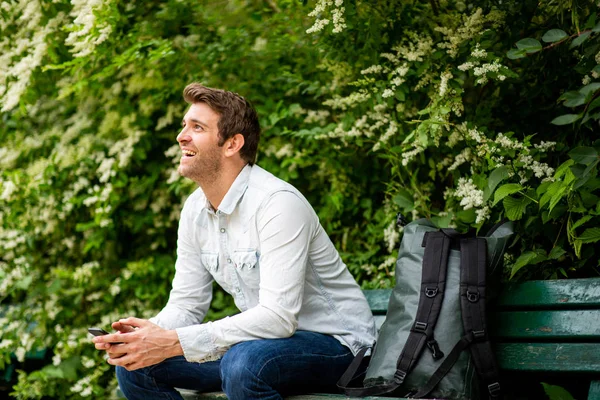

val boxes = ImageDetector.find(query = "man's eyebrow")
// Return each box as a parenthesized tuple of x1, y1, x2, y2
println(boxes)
(182, 118, 209, 127)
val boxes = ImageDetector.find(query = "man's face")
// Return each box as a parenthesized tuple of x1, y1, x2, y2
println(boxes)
(177, 102, 223, 184)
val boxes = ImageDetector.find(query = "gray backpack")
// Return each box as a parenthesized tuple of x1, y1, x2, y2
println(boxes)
(338, 217, 513, 399)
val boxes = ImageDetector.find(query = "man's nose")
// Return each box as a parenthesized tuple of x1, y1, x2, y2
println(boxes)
(176, 128, 189, 143)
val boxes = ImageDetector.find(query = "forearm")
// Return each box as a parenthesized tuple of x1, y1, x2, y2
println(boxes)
(176, 303, 297, 362)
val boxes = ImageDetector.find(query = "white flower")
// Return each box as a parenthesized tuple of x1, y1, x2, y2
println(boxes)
(383, 221, 400, 253)
(454, 177, 484, 210)
(448, 148, 472, 171)
(381, 89, 394, 98)
(0, 180, 16, 200)
(439, 71, 453, 97)
(582, 75, 592, 85)
(251, 37, 267, 52)
(82, 356, 96, 369)
(361, 65, 383, 75)
(475, 206, 490, 224)
(15, 347, 26, 362)
(471, 44, 487, 58)
(53, 353, 62, 366)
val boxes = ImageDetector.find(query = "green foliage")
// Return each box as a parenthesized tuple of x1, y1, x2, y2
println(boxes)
(541, 382, 576, 400)
(1, 0, 600, 397)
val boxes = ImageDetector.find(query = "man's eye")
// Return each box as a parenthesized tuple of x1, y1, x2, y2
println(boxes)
(195, 125, 202, 130)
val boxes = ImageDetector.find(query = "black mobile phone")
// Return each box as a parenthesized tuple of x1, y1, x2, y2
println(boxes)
(88, 327, 110, 336)
(88, 327, 123, 344)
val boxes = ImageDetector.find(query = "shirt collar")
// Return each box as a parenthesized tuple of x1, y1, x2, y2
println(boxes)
(213, 164, 252, 215)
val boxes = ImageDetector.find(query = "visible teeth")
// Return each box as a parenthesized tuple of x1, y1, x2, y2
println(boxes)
(182, 150, 197, 156)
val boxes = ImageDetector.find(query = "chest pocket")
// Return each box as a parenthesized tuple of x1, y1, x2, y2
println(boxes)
(232, 250, 260, 289)
(201, 252, 219, 273)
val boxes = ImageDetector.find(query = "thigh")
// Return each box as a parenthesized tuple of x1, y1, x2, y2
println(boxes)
(221, 331, 353, 394)
(145, 355, 223, 392)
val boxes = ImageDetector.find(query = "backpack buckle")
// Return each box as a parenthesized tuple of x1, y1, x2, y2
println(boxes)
(425, 287, 438, 298)
(473, 330, 486, 341)
(393, 370, 407, 385)
(413, 321, 428, 333)
(467, 290, 480, 302)
(426, 339, 445, 360)
(488, 382, 501, 397)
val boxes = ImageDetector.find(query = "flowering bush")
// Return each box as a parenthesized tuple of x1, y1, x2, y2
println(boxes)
(0, 0, 598, 398)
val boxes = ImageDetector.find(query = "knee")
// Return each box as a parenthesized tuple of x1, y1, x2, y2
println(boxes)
(220, 343, 275, 395)
(116, 366, 134, 395)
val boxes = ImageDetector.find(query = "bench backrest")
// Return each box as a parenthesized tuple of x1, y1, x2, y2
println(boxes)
(363, 277, 600, 373)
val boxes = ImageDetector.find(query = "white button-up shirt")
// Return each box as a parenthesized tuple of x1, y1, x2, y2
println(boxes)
(151, 164, 376, 362)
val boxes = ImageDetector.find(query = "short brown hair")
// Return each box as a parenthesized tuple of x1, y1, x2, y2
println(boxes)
(183, 83, 260, 164)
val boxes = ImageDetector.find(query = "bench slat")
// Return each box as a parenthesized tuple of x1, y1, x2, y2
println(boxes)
(495, 278, 600, 309)
(363, 290, 391, 315)
(492, 310, 600, 339)
(191, 391, 410, 400)
(588, 380, 600, 400)
(497, 343, 600, 372)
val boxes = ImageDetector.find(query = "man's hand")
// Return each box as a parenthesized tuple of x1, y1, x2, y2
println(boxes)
(92, 317, 183, 371)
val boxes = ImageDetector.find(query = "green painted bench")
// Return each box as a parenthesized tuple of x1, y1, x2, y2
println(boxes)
(114, 277, 600, 399)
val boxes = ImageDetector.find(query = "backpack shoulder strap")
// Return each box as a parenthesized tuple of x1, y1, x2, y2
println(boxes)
(459, 237, 502, 399)
(338, 230, 452, 397)
(412, 237, 501, 399)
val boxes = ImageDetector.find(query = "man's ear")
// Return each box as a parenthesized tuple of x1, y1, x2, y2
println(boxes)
(224, 133, 245, 158)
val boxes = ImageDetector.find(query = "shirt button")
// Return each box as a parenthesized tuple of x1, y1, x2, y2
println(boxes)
(227, 258, 232, 264)
(220, 228, 225, 233)
(236, 287, 241, 293)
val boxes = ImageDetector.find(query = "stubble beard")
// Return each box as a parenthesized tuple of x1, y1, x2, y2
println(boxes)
(178, 147, 222, 186)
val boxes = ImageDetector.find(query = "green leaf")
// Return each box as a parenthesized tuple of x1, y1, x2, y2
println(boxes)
(554, 159, 575, 179)
(484, 166, 509, 201)
(542, 29, 568, 43)
(593, 65, 600, 75)
(559, 91, 586, 107)
(492, 183, 523, 206)
(577, 227, 600, 244)
(507, 48, 527, 59)
(569, 146, 598, 166)
(571, 215, 594, 231)
(516, 38, 542, 53)
(503, 195, 532, 221)
(548, 246, 567, 260)
(392, 188, 415, 211)
(510, 249, 547, 279)
(580, 82, 600, 97)
(548, 184, 568, 212)
(551, 114, 580, 125)
(541, 383, 575, 400)
(570, 31, 591, 48)
(536, 181, 553, 197)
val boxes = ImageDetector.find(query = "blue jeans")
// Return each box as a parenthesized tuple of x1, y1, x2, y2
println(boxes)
(116, 331, 354, 400)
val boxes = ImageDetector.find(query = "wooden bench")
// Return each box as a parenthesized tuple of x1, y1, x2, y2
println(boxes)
(136, 277, 600, 400)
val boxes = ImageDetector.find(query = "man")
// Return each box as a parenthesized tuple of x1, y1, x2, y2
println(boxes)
(93, 84, 376, 400)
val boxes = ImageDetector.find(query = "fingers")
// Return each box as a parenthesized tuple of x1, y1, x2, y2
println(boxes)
(107, 353, 140, 370)
(94, 342, 111, 350)
(92, 331, 128, 344)
(107, 346, 127, 359)
(117, 317, 149, 329)
(111, 321, 136, 333)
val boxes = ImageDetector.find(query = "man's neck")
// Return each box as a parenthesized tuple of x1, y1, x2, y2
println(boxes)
(199, 162, 248, 210)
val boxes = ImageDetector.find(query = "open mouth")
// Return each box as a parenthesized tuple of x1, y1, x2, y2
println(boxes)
(182, 150, 197, 158)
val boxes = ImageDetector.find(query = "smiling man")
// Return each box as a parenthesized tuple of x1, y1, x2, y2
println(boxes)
(93, 83, 376, 400)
